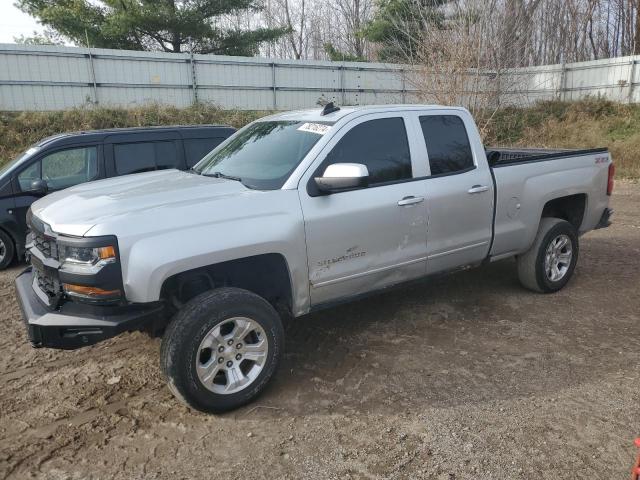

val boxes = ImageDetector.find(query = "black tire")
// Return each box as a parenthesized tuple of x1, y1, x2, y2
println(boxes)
(0, 229, 15, 270)
(160, 287, 284, 413)
(517, 217, 579, 293)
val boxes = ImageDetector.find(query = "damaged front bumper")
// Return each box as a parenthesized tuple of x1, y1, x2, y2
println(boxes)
(15, 267, 165, 350)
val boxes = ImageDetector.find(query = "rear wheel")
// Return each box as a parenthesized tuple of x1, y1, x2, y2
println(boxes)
(0, 230, 15, 270)
(517, 218, 579, 293)
(160, 287, 284, 413)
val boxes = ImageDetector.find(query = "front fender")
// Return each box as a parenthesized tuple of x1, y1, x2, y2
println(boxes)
(120, 212, 310, 316)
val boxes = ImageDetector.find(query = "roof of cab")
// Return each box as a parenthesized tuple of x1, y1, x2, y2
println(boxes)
(264, 104, 465, 123)
(36, 124, 235, 148)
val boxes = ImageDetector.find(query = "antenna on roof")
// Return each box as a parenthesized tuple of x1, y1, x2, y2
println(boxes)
(320, 102, 340, 116)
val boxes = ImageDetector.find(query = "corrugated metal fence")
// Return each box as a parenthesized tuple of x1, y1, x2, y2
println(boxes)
(1, 43, 639, 111)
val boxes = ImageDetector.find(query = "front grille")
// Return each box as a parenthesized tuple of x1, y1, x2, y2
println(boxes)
(35, 268, 61, 299)
(33, 232, 59, 260)
(28, 215, 62, 302)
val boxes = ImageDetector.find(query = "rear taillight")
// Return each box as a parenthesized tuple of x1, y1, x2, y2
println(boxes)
(607, 163, 615, 196)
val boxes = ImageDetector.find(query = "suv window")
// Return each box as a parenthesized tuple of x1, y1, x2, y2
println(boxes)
(419, 115, 474, 175)
(184, 137, 225, 168)
(323, 117, 412, 185)
(18, 146, 98, 191)
(114, 141, 178, 175)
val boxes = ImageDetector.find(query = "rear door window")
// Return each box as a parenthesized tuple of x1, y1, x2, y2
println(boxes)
(419, 115, 474, 175)
(184, 137, 226, 168)
(114, 141, 178, 175)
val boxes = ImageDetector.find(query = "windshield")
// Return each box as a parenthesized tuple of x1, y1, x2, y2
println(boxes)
(194, 120, 332, 190)
(0, 146, 40, 177)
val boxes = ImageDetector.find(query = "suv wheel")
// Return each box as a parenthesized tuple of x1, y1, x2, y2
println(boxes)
(0, 230, 15, 270)
(160, 287, 284, 413)
(517, 217, 579, 293)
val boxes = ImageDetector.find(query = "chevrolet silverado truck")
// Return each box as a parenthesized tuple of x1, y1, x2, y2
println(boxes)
(15, 103, 614, 413)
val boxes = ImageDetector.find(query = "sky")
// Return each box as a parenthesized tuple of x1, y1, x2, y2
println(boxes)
(0, 1, 44, 43)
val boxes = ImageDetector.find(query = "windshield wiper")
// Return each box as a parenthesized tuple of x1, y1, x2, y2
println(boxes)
(203, 171, 243, 182)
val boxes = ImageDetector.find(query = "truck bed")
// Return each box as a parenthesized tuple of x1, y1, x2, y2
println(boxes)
(487, 147, 608, 167)
(487, 145, 612, 261)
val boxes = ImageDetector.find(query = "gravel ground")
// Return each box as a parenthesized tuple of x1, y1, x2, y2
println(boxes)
(0, 183, 638, 480)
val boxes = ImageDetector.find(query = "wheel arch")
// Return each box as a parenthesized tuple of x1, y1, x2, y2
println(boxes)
(540, 193, 587, 232)
(159, 253, 294, 316)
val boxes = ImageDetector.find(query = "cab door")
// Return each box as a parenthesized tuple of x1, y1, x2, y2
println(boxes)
(298, 113, 429, 306)
(409, 111, 494, 274)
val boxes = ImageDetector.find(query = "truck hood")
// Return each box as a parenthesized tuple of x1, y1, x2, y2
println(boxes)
(31, 170, 253, 236)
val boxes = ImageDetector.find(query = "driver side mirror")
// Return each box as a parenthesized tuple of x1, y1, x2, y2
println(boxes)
(314, 163, 369, 193)
(30, 179, 48, 195)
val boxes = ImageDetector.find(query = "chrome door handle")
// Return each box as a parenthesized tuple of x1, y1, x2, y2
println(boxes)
(468, 185, 489, 194)
(397, 196, 424, 206)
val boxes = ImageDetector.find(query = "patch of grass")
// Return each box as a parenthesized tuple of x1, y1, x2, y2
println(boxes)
(482, 98, 640, 179)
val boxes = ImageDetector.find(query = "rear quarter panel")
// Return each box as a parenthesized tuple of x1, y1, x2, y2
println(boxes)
(490, 152, 611, 258)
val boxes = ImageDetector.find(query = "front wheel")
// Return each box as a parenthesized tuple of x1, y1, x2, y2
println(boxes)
(160, 287, 284, 413)
(517, 218, 579, 293)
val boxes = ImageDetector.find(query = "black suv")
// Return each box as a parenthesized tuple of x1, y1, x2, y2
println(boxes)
(0, 125, 235, 269)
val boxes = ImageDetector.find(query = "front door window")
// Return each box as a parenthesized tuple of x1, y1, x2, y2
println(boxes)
(18, 146, 98, 192)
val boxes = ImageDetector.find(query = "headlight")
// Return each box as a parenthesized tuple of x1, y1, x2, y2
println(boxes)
(57, 238, 123, 303)
(59, 245, 116, 270)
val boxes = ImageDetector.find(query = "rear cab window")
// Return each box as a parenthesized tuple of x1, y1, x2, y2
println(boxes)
(419, 115, 474, 176)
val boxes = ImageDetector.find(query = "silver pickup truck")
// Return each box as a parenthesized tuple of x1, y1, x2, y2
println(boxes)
(15, 103, 614, 413)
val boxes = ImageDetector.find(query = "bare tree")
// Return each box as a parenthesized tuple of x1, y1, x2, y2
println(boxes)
(329, 0, 374, 58)
(255, 0, 640, 65)
(263, 0, 310, 59)
(633, 0, 640, 55)
(259, 0, 374, 60)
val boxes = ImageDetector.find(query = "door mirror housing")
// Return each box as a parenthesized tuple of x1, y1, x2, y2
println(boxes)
(314, 163, 369, 193)
(30, 179, 48, 195)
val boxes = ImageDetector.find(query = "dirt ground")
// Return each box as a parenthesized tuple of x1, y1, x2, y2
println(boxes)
(0, 183, 638, 480)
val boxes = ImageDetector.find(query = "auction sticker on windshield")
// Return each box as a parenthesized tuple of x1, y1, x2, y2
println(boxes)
(298, 123, 331, 135)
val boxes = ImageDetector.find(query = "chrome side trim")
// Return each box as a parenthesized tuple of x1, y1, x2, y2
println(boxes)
(310, 256, 427, 288)
(427, 241, 489, 260)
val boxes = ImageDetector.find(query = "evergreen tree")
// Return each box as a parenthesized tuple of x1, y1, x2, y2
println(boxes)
(361, 0, 448, 61)
(17, 0, 287, 56)
(323, 43, 366, 62)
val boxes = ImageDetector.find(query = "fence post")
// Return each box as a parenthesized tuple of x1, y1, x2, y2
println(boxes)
(340, 65, 346, 105)
(84, 30, 98, 105)
(400, 69, 406, 103)
(86, 49, 98, 104)
(189, 48, 198, 105)
(271, 63, 277, 110)
(628, 58, 636, 104)
(559, 61, 567, 101)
